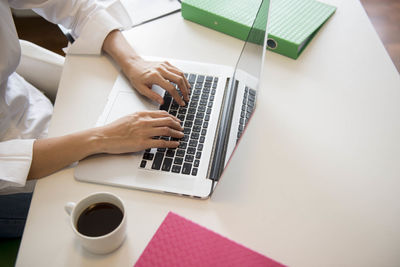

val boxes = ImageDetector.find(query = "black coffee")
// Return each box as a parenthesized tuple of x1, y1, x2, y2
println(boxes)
(77, 202, 123, 237)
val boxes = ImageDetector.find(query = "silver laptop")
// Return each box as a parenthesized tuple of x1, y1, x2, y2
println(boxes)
(75, 0, 270, 199)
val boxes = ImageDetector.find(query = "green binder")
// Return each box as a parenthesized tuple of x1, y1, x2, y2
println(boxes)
(181, 0, 336, 59)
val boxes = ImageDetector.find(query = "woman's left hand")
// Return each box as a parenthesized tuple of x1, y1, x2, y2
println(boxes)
(102, 30, 191, 106)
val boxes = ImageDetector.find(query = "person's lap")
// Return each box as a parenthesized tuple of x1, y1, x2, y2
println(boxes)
(0, 193, 33, 238)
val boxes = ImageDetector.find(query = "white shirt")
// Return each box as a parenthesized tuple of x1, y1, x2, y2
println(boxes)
(0, 0, 132, 193)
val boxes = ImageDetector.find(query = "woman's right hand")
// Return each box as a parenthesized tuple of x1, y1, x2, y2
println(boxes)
(95, 110, 183, 154)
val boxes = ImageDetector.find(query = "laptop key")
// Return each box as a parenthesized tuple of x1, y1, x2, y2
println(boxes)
(193, 125, 201, 133)
(196, 112, 204, 119)
(199, 136, 205, 144)
(143, 152, 154, 160)
(188, 74, 196, 83)
(198, 105, 206, 112)
(191, 168, 198, 176)
(187, 147, 196, 155)
(174, 157, 183, 165)
(191, 132, 199, 140)
(172, 165, 181, 173)
(201, 94, 209, 100)
(140, 160, 147, 168)
(189, 140, 198, 147)
(178, 142, 187, 149)
(194, 160, 200, 167)
(178, 108, 187, 114)
(185, 155, 194, 163)
(176, 149, 185, 157)
(171, 101, 180, 110)
(186, 114, 195, 121)
(182, 163, 192, 175)
(194, 119, 202, 125)
(196, 152, 202, 159)
(151, 152, 164, 170)
(161, 157, 173, 171)
(184, 121, 193, 128)
(166, 149, 175, 157)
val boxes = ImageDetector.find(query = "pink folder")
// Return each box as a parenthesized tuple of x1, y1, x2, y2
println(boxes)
(134, 212, 285, 267)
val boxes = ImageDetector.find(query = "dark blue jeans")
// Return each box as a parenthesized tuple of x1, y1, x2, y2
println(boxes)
(0, 193, 33, 238)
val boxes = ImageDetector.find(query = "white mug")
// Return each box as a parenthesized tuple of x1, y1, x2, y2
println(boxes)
(64, 192, 127, 254)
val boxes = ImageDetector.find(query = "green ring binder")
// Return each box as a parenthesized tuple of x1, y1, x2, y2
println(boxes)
(181, 0, 336, 59)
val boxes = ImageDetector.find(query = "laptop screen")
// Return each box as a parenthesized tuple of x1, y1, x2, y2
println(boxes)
(209, 0, 270, 188)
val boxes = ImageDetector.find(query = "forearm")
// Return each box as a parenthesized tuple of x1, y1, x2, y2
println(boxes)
(28, 128, 102, 179)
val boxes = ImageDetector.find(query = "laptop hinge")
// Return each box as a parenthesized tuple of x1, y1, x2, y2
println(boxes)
(207, 77, 239, 182)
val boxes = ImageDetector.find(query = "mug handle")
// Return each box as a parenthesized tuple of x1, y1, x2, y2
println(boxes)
(64, 202, 76, 215)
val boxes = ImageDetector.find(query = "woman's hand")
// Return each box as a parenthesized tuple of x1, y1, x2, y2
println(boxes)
(29, 111, 183, 179)
(102, 30, 190, 106)
(96, 110, 183, 154)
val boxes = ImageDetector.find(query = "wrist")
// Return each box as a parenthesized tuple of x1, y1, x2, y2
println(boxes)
(103, 30, 143, 69)
(79, 128, 108, 156)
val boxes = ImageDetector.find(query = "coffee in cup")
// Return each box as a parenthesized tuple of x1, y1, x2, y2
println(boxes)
(65, 192, 127, 254)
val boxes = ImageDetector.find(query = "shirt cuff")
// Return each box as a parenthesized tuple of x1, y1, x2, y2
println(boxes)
(66, 1, 132, 55)
(0, 139, 34, 189)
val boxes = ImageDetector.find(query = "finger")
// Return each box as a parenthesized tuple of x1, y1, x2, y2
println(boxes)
(159, 67, 190, 102)
(148, 117, 183, 131)
(148, 139, 180, 149)
(143, 110, 181, 123)
(164, 61, 192, 94)
(135, 84, 164, 105)
(150, 72, 186, 106)
(150, 126, 185, 139)
(164, 65, 191, 92)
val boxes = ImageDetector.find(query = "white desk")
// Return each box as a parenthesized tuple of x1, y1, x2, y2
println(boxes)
(16, 0, 400, 266)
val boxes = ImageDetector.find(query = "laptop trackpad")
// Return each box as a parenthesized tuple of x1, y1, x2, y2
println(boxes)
(97, 75, 164, 125)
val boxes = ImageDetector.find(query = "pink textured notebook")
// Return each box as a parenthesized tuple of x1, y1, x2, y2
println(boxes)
(134, 212, 285, 267)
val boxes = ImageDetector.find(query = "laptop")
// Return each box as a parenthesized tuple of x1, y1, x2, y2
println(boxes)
(74, 0, 270, 199)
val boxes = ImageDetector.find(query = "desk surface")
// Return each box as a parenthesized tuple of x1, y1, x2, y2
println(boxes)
(16, 0, 400, 266)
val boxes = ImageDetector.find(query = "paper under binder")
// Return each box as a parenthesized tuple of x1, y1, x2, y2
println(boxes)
(181, 0, 336, 59)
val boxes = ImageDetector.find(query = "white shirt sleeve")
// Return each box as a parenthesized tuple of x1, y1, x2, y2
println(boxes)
(9, 0, 132, 55)
(0, 139, 34, 190)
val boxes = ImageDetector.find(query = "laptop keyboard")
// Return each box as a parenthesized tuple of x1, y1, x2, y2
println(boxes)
(139, 73, 218, 176)
(237, 86, 256, 142)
